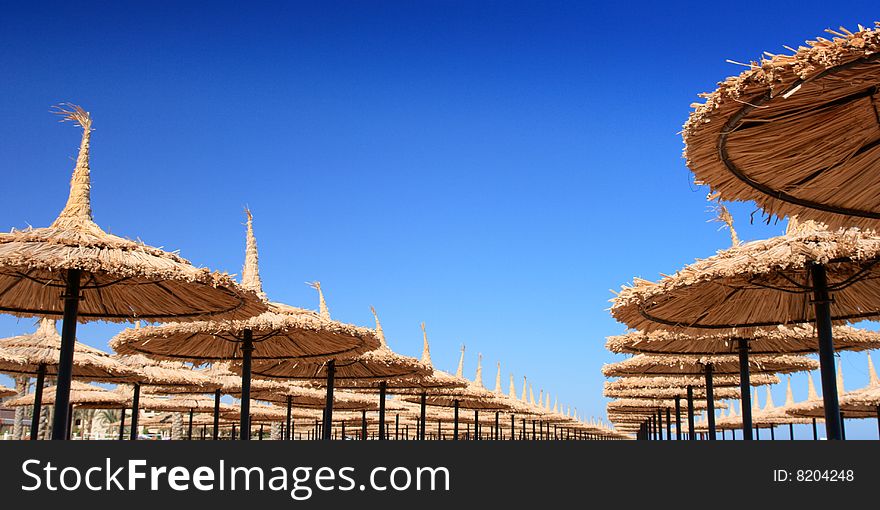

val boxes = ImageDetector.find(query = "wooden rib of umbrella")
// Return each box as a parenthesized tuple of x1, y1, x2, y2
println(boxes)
(0, 106, 266, 439)
(788, 356, 880, 438)
(248, 320, 461, 441)
(682, 23, 880, 230)
(0, 318, 140, 439)
(111, 209, 379, 441)
(610, 208, 875, 439)
(5, 381, 128, 439)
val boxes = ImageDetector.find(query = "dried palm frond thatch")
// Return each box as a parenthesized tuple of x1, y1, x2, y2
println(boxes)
(684, 23, 880, 229)
(601, 353, 818, 377)
(0, 104, 265, 322)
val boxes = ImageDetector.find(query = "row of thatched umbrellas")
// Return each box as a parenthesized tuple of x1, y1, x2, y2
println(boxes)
(603, 23, 880, 440)
(0, 106, 623, 440)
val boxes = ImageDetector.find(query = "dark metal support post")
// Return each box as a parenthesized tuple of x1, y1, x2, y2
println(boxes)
(129, 383, 140, 441)
(117, 408, 126, 440)
(51, 268, 81, 440)
(285, 395, 292, 441)
(675, 396, 682, 440)
(810, 263, 843, 440)
(474, 410, 479, 440)
(361, 410, 367, 440)
(453, 400, 459, 440)
(323, 359, 335, 441)
(378, 381, 386, 441)
(30, 363, 46, 440)
(419, 392, 426, 441)
(686, 385, 695, 441)
(213, 389, 221, 441)
(789, 423, 794, 440)
(705, 363, 716, 440)
(187, 408, 194, 440)
(737, 339, 753, 440)
(666, 408, 671, 441)
(495, 411, 499, 440)
(240, 328, 254, 441)
(812, 418, 818, 440)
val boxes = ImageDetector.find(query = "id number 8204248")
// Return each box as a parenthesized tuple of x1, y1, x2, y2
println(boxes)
(772, 469, 854, 482)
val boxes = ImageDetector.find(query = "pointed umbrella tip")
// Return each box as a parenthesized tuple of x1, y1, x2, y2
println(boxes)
(50, 103, 95, 227)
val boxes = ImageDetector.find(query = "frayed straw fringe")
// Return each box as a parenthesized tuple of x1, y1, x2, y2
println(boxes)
(683, 23, 880, 229)
(601, 354, 818, 377)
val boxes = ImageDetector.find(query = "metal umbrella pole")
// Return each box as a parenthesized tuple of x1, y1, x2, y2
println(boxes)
(666, 408, 671, 441)
(129, 383, 140, 441)
(51, 268, 82, 440)
(323, 360, 335, 440)
(361, 410, 367, 441)
(737, 339, 753, 440)
(686, 385, 695, 441)
(117, 408, 126, 441)
(30, 363, 46, 440)
(213, 389, 221, 441)
(810, 264, 843, 440)
(239, 328, 254, 441)
(378, 381, 386, 441)
(453, 399, 459, 441)
(675, 395, 682, 440)
(705, 363, 716, 440)
(419, 392, 427, 441)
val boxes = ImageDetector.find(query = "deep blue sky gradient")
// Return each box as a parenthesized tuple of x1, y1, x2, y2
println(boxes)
(1, 1, 879, 438)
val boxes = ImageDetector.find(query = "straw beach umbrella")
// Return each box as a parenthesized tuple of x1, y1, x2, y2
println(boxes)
(603, 353, 815, 439)
(401, 352, 512, 440)
(604, 373, 779, 391)
(6, 381, 129, 439)
(247, 311, 435, 440)
(111, 210, 379, 440)
(0, 319, 140, 439)
(683, 23, 880, 230)
(611, 214, 880, 439)
(787, 357, 880, 437)
(0, 105, 266, 439)
(112, 353, 221, 440)
(606, 321, 880, 439)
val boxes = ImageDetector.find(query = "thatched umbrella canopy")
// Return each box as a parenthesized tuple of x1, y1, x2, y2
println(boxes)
(250, 384, 376, 411)
(248, 320, 460, 441)
(6, 381, 127, 410)
(111, 210, 379, 440)
(603, 384, 740, 400)
(249, 309, 431, 386)
(610, 214, 876, 439)
(399, 351, 511, 440)
(0, 105, 266, 439)
(603, 353, 813, 440)
(0, 384, 17, 398)
(607, 398, 726, 413)
(682, 23, 880, 230)
(787, 358, 880, 438)
(602, 354, 818, 377)
(0, 319, 139, 382)
(606, 324, 880, 356)
(752, 378, 814, 431)
(604, 373, 779, 390)
(0, 318, 140, 439)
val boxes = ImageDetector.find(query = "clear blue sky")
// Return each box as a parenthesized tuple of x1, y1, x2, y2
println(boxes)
(1, 1, 879, 438)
